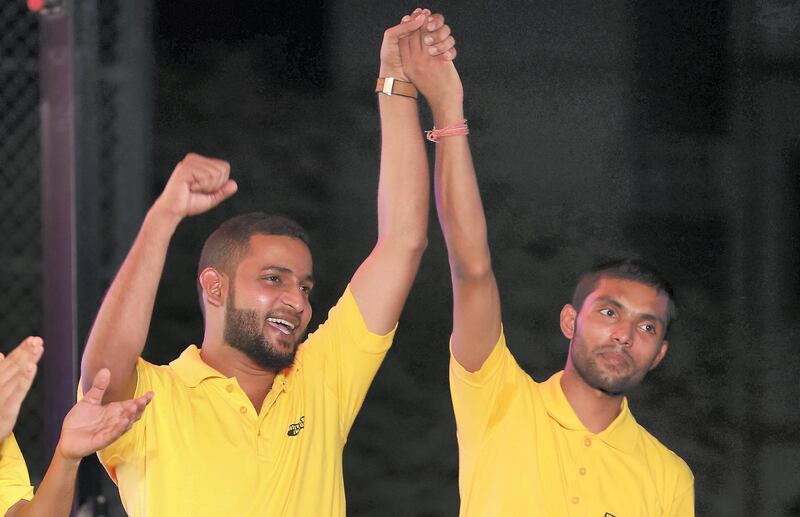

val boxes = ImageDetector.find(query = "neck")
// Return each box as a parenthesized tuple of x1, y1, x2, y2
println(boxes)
(560, 362, 624, 434)
(200, 336, 278, 411)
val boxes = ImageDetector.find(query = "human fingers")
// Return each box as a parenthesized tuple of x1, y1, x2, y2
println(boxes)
(427, 34, 455, 57)
(384, 10, 427, 44)
(425, 13, 446, 35)
(0, 371, 33, 405)
(193, 156, 231, 192)
(5, 336, 44, 363)
(0, 338, 41, 386)
(179, 153, 230, 193)
(115, 392, 153, 426)
(173, 153, 227, 192)
(128, 391, 154, 420)
(422, 17, 457, 61)
(423, 17, 450, 46)
(402, 7, 424, 22)
(0, 361, 37, 427)
(83, 368, 111, 405)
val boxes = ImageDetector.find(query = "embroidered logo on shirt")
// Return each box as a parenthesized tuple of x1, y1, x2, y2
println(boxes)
(287, 416, 305, 436)
(603, 513, 617, 517)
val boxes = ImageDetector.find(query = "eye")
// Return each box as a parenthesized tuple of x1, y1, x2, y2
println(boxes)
(300, 284, 313, 295)
(262, 275, 280, 283)
(640, 322, 657, 334)
(599, 308, 615, 318)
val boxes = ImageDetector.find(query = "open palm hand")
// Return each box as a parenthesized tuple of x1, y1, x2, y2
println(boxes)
(0, 336, 43, 441)
(58, 369, 153, 460)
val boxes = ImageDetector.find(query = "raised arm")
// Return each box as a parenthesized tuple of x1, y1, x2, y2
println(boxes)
(80, 153, 237, 401)
(6, 369, 152, 517)
(348, 9, 449, 333)
(401, 21, 502, 372)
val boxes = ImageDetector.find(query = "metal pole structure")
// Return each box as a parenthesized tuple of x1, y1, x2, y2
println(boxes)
(36, 0, 101, 511)
(37, 0, 78, 463)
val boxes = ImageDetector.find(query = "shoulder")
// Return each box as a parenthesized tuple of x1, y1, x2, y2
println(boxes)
(136, 347, 197, 394)
(637, 424, 694, 484)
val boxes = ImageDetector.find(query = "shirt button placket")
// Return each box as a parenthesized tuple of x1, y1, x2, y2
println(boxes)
(572, 436, 592, 510)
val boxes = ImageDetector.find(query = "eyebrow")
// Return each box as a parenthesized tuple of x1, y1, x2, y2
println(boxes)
(262, 266, 315, 284)
(594, 296, 665, 326)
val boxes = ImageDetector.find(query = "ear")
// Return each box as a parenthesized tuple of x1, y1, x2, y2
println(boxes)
(199, 268, 226, 308)
(649, 340, 669, 371)
(559, 304, 577, 339)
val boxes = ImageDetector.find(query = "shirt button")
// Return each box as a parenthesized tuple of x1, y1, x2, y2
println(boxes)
(226, 384, 234, 393)
(584, 437, 592, 447)
(239, 406, 247, 414)
(571, 496, 579, 504)
(579, 467, 587, 476)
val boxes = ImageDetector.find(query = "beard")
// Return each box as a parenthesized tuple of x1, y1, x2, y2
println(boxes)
(223, 302, 300, 372)
(571, 347, 639, 396)
(570, 330, 649, 396)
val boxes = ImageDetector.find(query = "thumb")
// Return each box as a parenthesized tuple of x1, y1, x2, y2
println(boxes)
(221, 179, 238, 198)
(388, 12, 426, 41)
(84, 368, 111, 404)
(211, 179, 238, 205)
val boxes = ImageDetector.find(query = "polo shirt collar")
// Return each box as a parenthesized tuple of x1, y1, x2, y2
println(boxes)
(169, 345, 298, 391)
(170, 345, 226, 387)
(540, 370, 639, 454)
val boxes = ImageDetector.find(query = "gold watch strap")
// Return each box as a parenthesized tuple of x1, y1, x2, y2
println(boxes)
(375, 77, 418, 99)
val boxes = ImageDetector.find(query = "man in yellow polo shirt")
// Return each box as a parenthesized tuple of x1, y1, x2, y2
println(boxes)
(401, 19, 694, 516)
(79, 9, 458, 516)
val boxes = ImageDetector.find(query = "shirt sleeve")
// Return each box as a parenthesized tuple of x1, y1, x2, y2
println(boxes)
(665, 460, 695, 517)
(449, 327, 526, 451)
(0, 434, 33, 514)
(93, 358, 154, 482)
(299, 285, 396, 438)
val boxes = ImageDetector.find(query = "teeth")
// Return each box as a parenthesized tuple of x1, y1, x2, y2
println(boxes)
(267, 318, 296, 331)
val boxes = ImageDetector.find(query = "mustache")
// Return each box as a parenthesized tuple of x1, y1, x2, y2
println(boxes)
(595, 344, 632, 360)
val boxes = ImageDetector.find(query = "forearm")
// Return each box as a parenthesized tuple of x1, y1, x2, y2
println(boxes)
(6, 448, 79, 517)
(349, 93, 429, 334)
(81, 206, 181, 400)
(432, 100, 491, 280)
(432, 96, 502, 371)
(376, 94, 429, 250)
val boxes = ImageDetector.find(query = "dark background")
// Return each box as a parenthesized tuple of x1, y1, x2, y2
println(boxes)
(2, 0, 800, 515)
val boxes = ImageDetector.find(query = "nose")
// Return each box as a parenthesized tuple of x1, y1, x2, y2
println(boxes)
(611, 322, 633, 347)
(280, 287, 306, 313)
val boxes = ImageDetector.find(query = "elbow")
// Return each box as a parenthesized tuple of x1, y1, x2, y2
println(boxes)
(406, 235, 428, 257)
(380, 234, 428, 260)
(451, 254, 493, 283)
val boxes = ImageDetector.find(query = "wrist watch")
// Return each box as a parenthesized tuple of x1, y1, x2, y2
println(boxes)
(375, 77, 418, 99)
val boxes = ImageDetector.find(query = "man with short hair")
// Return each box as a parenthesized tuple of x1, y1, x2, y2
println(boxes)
(400, 20, 694, 516)
(79, 9, 456, 516)
(1, 336, 152, 517)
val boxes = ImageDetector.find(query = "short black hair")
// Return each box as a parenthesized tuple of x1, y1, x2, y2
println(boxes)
(196, 212, 310, 312)
(571, 258, 677, 337)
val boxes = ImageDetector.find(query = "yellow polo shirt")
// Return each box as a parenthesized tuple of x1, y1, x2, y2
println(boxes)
(98, 286, 395, 516)
(0, 434, 34, 514)
(450, 330, 694, 517)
